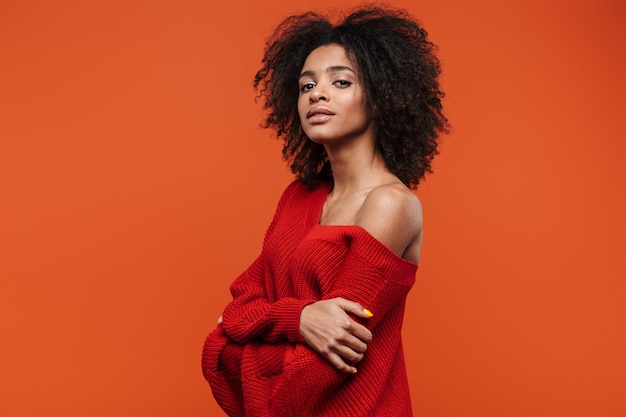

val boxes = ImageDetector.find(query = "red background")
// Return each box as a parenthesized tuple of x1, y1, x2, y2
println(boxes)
(1, 0, 625, 416)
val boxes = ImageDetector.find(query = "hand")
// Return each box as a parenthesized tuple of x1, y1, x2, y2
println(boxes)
(299, 297, 373, 374)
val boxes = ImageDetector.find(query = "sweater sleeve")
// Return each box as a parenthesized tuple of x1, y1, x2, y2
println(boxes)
(219, 181, 315, 344)
(267, 228, 417, 415)
(221, 253, 313, 343)
(323, 227, 417, 327)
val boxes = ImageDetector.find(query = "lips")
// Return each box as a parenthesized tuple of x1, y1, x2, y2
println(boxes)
(306, 106, 335, 123)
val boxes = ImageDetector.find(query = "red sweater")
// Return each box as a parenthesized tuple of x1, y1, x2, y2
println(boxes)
(202, 180, 417, 417)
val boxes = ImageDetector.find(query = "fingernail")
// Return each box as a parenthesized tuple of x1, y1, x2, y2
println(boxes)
(363, 308, 373, 317)
(352, 368, 358, 375)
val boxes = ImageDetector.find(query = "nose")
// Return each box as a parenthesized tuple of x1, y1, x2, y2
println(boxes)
(310, 86, 329, 103)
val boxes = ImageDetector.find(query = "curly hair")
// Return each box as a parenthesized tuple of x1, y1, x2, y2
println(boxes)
(254, 5, 449, 189)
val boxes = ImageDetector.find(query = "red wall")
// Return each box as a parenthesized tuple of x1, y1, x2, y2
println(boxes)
(1, 1, 624, 416)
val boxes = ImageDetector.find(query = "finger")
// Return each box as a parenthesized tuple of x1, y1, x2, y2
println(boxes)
(337, 299, 374, 319)
(341, 333, 369, 355)
(334, 344, 366, 364)
(326, 352, 358, 374)
(350, 321, 373, 344)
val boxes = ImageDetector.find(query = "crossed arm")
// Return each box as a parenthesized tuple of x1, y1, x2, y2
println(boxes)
(220, 184, 422, 373)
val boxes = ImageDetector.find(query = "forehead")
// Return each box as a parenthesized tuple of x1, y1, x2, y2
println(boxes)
(301, 44, 355, 71)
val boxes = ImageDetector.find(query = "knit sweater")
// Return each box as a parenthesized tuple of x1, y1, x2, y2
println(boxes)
(202, 180, 418, 417)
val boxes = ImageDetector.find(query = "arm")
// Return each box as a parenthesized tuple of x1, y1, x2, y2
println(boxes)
(209, 186, 420, 414)
(299, 184, 422, 371)
(218, 181, 316, 344)
(221, 253, 313, 343)
(271, 229, 418, 412)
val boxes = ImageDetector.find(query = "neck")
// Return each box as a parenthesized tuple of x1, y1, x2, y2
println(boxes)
(324, 142, 393, 197)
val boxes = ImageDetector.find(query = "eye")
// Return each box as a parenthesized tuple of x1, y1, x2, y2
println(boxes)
(300, 82, 315, 92)
(334, 79, 352, 88)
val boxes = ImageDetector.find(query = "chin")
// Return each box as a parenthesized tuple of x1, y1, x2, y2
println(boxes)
(302, 129, 331, 144)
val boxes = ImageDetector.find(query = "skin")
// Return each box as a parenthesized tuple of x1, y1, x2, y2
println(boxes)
(297, 44, 424, 374)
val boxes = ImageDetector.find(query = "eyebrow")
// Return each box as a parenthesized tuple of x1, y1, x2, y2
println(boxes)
(299, 66, 356, 79)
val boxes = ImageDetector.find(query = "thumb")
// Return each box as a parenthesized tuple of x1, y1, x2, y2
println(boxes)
(339, 299, 374, 319)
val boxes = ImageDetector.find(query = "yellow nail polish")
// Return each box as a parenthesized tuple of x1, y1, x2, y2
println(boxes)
(363, 308, 373, 317)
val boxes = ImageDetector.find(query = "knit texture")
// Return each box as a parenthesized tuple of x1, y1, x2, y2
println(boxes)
(202, 180, 418, 417)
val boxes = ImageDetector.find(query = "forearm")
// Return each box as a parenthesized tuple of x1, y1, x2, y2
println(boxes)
(222, 295, 314, 343)
(323, 251, 414, 329)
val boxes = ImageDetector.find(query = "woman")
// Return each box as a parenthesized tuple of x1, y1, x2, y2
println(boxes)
(202, 6, 448, 417)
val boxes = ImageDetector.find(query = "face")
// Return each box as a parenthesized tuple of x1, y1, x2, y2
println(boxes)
(297, 44, 374, 147)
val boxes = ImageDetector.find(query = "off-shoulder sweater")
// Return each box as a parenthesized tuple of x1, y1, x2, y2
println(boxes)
(202, 180, 417, 417)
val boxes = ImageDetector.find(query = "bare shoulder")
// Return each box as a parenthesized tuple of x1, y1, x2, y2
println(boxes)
(355, 183, 423, 261)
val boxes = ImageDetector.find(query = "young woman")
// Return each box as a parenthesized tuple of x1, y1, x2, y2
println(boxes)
(202, 6, 448, 416)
